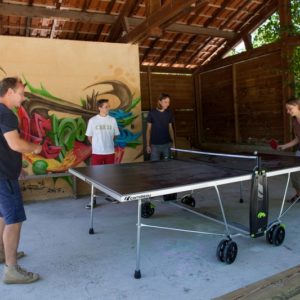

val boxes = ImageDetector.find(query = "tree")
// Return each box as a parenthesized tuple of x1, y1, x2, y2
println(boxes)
(253, 0, 300, 96)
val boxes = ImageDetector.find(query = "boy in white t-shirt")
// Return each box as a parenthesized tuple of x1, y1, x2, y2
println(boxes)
(85, 99, 120, 208)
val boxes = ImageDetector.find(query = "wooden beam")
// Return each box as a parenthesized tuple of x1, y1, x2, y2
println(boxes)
(49, 0, 63, 39)
(281, 44, 294, 141)
(0, 15, 3, 35)
(0, 0, 3, 35)
(147, 67, 153, 109)
(0, 3, 234, 40)
(55, 0, 62, 10)
(146, 0, 162, 17)
(243, 33, 253, 50)
(25, 17, 31, 36)
(118, 0, 208, 44)
(278, 0, 292, 38)
(284, 35, 300, 46)
(232, 64, 240, 143)
(184, 0, 248, 66)
(73, 0, 93, 40)
(24, 0, 34, 37)
(140, 65, 194, 74)
(128, 17, 235, 38)
(193, 74, 203, 145)
(2, 24, 97, 36)
(195, 41, 282, 74)
(106, 0, 136, 42)
(167, 23, 235, 39)
(0, 3, 116, 24)
(94, 0, 116, 41)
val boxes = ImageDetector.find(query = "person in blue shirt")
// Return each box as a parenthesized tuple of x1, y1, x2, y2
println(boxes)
(146, 93, 175, 161)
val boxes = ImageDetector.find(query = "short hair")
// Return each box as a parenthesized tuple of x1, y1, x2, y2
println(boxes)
(158, 93, 170, 101)
(0, 77, 23, 97)
(286, 97, 300, 107)
(96, 99, 109, 108)
(157, 93, 170, 109)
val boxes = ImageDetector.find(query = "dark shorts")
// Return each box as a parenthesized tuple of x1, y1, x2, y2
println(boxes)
(0, 179, 26, 225)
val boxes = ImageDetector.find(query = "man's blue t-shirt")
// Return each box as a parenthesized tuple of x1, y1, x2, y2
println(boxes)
(147, 108, 174, 145)
(0, 103, 22, 179)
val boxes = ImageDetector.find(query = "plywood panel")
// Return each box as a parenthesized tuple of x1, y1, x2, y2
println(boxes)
(236, 52, 284, 143)
(201, 66, 235, 142)
(196, 50, 285, 145)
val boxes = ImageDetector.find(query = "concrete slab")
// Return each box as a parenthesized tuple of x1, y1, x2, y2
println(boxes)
(2, 174, 300, 300)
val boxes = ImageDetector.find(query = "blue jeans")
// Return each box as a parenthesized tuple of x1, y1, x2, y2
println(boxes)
(0, 179, 26, 224)
(150, 143, 170, 161)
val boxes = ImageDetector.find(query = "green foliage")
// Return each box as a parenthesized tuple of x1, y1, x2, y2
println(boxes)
(253, 0, 300, 47)
(253, 13, 280, 47)
(253, 0, 300, 96)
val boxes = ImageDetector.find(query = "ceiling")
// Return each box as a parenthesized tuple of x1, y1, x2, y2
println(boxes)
(0, 0, 278, 69)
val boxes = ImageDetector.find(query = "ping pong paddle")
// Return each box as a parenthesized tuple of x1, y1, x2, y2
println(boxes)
(269, 139, 278, 150)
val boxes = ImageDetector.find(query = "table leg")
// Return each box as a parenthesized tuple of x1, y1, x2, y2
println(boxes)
(134, 199, 142, 279)
(89, 185, 95, 234)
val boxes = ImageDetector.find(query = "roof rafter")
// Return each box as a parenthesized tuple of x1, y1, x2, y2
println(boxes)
(206, 0, 278, 65)
(0, 2, 116, 24)
(155, 33, 181, 65)
(73, 0, 93, 40)
(94, 0, 116, 41)
(0, 2, 235, 40)
(118, 0, 209, 44)
(106, 0, 136, 42)
(184, 0, 243, 66)
(25, 0, 34, 37)
(141, 37, 159, 63)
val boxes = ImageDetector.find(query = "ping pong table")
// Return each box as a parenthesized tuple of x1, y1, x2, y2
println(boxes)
(69, 148, 300, 279)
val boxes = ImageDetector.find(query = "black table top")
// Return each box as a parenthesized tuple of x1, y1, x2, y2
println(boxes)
(69, 153, 300, 200)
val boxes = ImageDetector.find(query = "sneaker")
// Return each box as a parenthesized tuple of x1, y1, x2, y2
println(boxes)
(0, 251, 25, 263)
(3, 264, 39, 284)
(288, 194, 300, 203)
(85, 199, 97, 209)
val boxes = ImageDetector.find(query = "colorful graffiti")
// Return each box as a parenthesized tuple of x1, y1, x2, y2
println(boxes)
(18, 78, 142, 177)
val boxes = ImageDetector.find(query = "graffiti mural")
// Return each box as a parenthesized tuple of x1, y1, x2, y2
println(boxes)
(0, 36, 142, 200)
(19, 78, 141, 177)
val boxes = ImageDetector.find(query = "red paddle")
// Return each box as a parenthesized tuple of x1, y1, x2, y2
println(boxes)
(269, 139, 278, 150)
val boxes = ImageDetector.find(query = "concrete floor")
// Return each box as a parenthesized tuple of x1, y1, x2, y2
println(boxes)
(2, 174, 300, 300)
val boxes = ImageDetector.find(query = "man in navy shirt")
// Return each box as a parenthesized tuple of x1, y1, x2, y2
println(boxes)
(0, 77, 42, 284)
(146, 93, 175, 160)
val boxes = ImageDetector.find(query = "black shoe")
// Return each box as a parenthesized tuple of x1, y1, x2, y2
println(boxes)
(85, 199, 97, 209)
(288, 194, 300, 203)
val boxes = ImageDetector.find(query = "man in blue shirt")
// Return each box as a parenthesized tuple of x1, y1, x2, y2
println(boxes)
(146, 93, 175, 161)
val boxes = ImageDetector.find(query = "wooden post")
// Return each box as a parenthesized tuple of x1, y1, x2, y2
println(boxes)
(147, 67, 153, 109)
(193, 73, 203, 146)
(279, 0, 292, 39)
(232, 63, 240, 143)
(279, 0, 294, 142)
